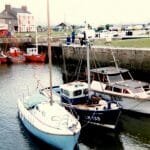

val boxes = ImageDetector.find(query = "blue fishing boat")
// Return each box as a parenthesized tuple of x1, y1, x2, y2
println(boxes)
(50, 40, 121, 129)
(51, 81, 121, 129)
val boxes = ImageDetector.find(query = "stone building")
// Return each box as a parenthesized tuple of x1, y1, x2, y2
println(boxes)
(0, 4, 35, 32)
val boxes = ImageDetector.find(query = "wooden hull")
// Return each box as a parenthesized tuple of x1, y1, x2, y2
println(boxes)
(25, 54, 46, 62)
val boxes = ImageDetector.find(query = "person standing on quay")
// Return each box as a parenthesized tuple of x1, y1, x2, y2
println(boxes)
(71, 30, 75, 43)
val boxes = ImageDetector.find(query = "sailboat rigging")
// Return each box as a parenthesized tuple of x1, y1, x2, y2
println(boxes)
(52, 34, 121, 129)
(47, 0, 53, 104)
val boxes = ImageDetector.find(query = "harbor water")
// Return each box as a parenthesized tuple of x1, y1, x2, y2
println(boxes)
(0, 63, 150, 150)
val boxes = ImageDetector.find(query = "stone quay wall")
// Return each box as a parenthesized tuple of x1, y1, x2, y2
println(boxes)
(62, 45, 150, 72)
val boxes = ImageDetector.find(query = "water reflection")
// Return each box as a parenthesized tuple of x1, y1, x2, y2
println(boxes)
(120, 113, 150, 150)
(0, 63, 150, 150)
(79, 125, 123, 150)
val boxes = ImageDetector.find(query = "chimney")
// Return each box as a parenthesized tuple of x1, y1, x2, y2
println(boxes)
(21, 6, 27, 11)
(5, 5, 11, 11)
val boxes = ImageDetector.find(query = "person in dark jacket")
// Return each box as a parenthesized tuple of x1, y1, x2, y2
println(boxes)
(71, 31, 75, 43)
(66, 35, 71, 45)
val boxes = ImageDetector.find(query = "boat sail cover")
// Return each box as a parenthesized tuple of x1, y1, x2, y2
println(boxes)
(24, 92, 48, 109)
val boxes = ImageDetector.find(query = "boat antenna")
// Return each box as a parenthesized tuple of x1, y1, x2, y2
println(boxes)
(47, 0, 53, 105)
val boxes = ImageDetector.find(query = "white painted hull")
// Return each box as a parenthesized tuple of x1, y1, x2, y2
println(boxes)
(100, 92, 150, 114)
(17, 98, 80, 150)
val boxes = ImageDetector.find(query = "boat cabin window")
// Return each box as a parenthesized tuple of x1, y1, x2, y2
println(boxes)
(61, 89, 70, 96)
(105, 85, 112, 91)
(73, 90, 82, 96)
(123, 89, 130, 94)
(83, 88, 88, 95)
(108, 74, 123, 82)
(143, 85, 150, 91)
(92, 73, 108, 83)
(121, 71, 132, 80)
(113, 87, 122, 93)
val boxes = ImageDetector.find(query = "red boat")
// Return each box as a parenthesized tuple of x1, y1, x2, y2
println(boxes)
(0, 52, 8, 64)
(7, 47, 26, 63)
(24, 48, 46, 62)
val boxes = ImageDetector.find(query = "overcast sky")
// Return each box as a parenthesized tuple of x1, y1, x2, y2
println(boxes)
(1, 0, 150, 26)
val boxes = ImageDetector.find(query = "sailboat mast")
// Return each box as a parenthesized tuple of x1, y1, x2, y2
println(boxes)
(86, 41, 91, 98)
(47, 0, 53, 104)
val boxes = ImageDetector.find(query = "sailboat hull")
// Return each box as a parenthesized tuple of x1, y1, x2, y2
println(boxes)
(18, 99, 80, 150)
(19, 113, 79, 150)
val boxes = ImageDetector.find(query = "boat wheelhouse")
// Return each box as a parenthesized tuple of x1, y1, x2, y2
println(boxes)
(24, 48, 46, 63)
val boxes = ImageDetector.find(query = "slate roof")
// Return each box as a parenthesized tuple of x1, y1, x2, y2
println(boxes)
(0, 6, 31, 19)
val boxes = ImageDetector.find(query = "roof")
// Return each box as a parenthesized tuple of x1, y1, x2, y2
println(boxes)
(57, 22, 67, 27)
(9, 8, 31, 17)
(0, 6, 31, 19)
(60, 81, 88, 92)
(90, 66, 129, 75)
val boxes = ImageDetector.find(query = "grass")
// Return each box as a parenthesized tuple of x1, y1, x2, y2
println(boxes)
(93, 38, 150, 48)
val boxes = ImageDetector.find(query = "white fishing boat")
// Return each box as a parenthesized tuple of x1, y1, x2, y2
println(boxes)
(17, 1, 81, 149)
(90, 51, 150, 115)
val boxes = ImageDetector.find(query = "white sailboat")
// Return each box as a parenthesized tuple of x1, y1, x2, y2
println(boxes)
(17, 1, 81, 150)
